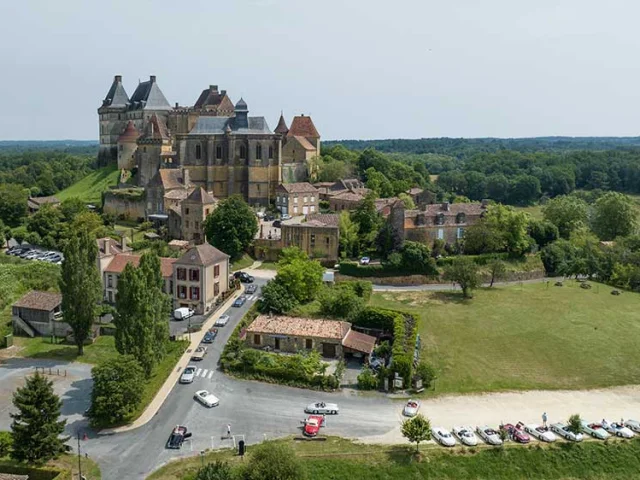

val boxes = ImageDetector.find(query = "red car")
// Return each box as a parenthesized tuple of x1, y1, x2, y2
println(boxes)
(501, 422, 530, 444)
(303, 415, 325, 437)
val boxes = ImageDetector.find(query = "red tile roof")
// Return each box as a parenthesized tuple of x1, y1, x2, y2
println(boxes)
(118, 120, 140, 143)
(342, 329, 376, 354)
(105, 254, 176, 278)
(292, 135, 316, 151)
(247, 315, 350, 340)
(287, 115, 319, 138)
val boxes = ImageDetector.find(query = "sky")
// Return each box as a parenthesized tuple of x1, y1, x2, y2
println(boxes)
(1, 0, 639, 141)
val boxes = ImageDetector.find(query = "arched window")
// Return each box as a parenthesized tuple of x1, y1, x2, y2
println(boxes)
(216, 145, 222, 159)
(256, 144, 262, 160)
(456, 212, 466, 224)
(195, 144, 202, 160)
(239, 145, 246, 159)
(268, 146, 274, 159)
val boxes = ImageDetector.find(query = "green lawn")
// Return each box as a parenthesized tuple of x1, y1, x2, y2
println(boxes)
(257, 261, 278, 270)
(230, 254, 255, 272)
(56, 165, 120, 204)
(514, 204, 544, 219)
(371, 280, 640, 394)
(0, 452, 101, 479)
(13, 335, 119, 365)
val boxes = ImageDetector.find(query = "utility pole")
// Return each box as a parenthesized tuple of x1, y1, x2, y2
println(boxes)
(77, 431, 82, 480)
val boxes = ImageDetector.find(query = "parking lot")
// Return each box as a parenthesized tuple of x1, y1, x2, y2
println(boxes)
(4, 245, 64, 264)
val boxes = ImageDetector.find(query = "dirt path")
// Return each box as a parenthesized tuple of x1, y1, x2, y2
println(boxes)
(359, 384, 640, 444)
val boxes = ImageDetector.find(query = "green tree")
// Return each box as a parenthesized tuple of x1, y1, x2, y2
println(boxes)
(528, 218, 559, 248)
(483, 204, 532, 256)
(319, 286, 364, 319)
(592, 192, 638, 240)
(401, 414, 432, 452)
(339, 210, 360, 258)
(486, 174, 510, 203)
(89, 356, 144, 426)
(375, 222, 401, 260)
(0, 183, 28, 227)
(415, 361, 437, 389)
(567, 414, 584, 436)
(275, 254, 324, 303)
(365, 168, 394, 197)
(542, 195, 589, 239)
(462, 222, 504, 254)
(397, 192, 416, 210)
(26, 204, 63, 243)
(487, 257, 507, 287)
(277, 246, 309, 267)
(196, 461, 233, 480)
(243, 441, 306, 480)
(204, 195, 258, 259)
(0, 431, 12, 457)
(397, 241, 438, 275)
(540, 239, 577, 276)
(10, 372, 67, 464)
(60, 229, 102, 355)
(351, 192, 382, 249)
(444, 257, 480, 298)
(258, 280, 299, 314)
(509, 175, 541, 206)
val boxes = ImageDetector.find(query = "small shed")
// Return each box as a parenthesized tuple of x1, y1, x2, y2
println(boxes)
(12, 291, 67, 337)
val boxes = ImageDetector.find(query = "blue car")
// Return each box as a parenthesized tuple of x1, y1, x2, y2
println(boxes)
(232, 296, 247, 308)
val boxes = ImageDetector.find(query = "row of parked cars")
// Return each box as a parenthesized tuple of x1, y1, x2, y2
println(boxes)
(5, 246, 64, 264)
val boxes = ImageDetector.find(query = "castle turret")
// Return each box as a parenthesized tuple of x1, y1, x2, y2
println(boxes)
(233, 98, 249, 129)
(98, 75, 130, 166)
(274, 112, 289, 136)
(117, 121, 140, 170)
(136, 114, 172, 187)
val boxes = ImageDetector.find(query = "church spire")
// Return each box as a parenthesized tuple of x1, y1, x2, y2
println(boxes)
(274, 111, 289, 135)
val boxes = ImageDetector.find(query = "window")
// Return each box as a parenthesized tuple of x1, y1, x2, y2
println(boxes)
(205, 208, 210, 216)
(216, 145, 222, 159)
(310, 205, 315, 212)
(195, 144, 202, 160)
(437, 228, 444, 240)
(256, 144, 262, 159)
(214, 282, 220, 295)
(214, 264, 220, 277)
(189, 269, 200, 281)
(303, 196, 308, 203)
(185, 208, 190, 215)
(178, 285, 187, 299)
(177, 268, 187, 281)
(143, 146, 147, 153)
(305, 339, 313, 349)
(239, 145, 246, 159)
(310, 234, 316, 247)
(293, 206, 298, 214)
(185, 220, 190, 228)
(268, 146, 274, 158)
(456, 213, 466, 224)
(326, 237, 330, 245)
(293, 196, 298, 204)
(457, 227, 465, 239)
(107, 275, 113, 288)
(107, 291, 113, 303)
(190, 286, 200, 300)
(311, 196, 315, 202)
(169, 280, 174, 295)
(436, 213, 445, 225)
(254, 334, 261, 345)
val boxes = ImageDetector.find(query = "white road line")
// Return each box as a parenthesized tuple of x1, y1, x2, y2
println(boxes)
(201, 369, 208, 378)
(208, 370, 214, 379)
(195, 368, 202, 377)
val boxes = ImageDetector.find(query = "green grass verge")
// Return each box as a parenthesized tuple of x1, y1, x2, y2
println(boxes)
(256, 261, 278, 270)
(13, 336, 119, 365)
(371, 280, 640, 394)
(230, 254, 255, 272)
(0, 452, 101, 480)
(56, 165, 119, 204)
(147, 436, 640, 480)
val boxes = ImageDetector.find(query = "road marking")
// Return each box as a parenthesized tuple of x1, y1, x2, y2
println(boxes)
(208, 370, 214, 379)
(201, 369, 208, 378)
(196, 368, 202, 377)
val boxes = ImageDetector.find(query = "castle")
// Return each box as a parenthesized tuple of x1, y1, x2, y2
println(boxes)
(98, 75, 320, 211)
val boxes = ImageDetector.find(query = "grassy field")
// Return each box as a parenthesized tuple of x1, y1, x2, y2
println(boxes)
(0, 452, 101, 479)
(514, 204, 544, 219)
(56, 165, 119, 204)
(13, 335, 119, 365)
(230, 254, 255, 272)
(148, 436, 640, 480)
(371, 280, 640, 394)
(257, 261, 278, 270)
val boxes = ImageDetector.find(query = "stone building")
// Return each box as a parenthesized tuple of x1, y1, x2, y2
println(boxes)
(179, 187, 217, 244)
(11, 291, 65, 337)
(275, 182, 319, 216)
(146, 168, 194, 216)
(276, 114, 321, 183)
(27, 196, 60, 214)
(117, 121, 140, 170)
(329, 190, 366, 212)
(281, 214, 340, 262)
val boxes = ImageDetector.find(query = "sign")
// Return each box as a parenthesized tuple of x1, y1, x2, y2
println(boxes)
(393, 378, 403, 389)
(414, 379, 423, 390)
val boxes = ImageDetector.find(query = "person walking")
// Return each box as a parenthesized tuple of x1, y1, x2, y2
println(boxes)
(226, 424, 232, 437)
(542, 412, 548, 428)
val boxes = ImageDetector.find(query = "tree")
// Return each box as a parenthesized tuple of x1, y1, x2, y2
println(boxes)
(275, 253, 324, 303)
(204, 195, 258, 260)
(509, 175, 541, 206)
(592, 192, 638, 240)
(258, 280, 299, 314)
(277, 246, 309, 267)
(243, 441, 306, 480)
(483, 205, 532, 257)
(0, 431, 12, 458)
(462, 222, 504, 254)
(319, 286, 364, 320)
(89, 356, 144, 426)
(540, 240, 578, 277)
(338, 210, 360, 258)
(443, 257, 480, 298)
(487, 257, 507, 287)
(401, 414, 431, 452)
(486, 174, 510, 204)
(567, 414, 584, 436)
(415, 362, 437, 389)
(375, 222, 401, 259)
(0, 183, 28, 227)
(364, 168, 394, 197)
(528, 218, 559, 248)
(396, 241, 438, 275)
(351, 192, 382, 249)
(397, 193, 416, 210)
(543, 196, 589, 239)
(10, 372, 67, 463)
(196, 461, 233, 480)
(60, 229, 101, 355)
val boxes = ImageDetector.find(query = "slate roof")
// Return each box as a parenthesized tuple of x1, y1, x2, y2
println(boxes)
(13, 291, 62, 311)
(151, 169, 191, 190)
(278, 182, 318, 194)
(164, 189, 192, 200)
(288, 115, 319, 138)
(102, 75, 129, 108)
(274, 113, 289, 135)
(176, 243, 229, 266)
(247, 315, 351, 340)
(194, 85, 233, 111)
(96, 237, 130, 257)
(342, 329, 376, 354)
(118, 121, 140, 143)
(184, 187, 216, 204)
(189, 116, 272, 135)
(104, 254, 176, 278)
(129, 76, 171, 111)
(305, 213, 340, 227)
(139, 114, 170, 142)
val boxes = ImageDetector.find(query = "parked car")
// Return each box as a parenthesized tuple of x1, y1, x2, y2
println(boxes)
(305, 402, 339, 414)
(214, 314, 230, 327)
(624, 419, 640, 433)
(174, 307, 195, 320)
(234, 271, 254, 283)
(245, 284, 257, 295)
(272, 220, 281, 228)
(359, 256, 370, 265)
(202, 331, 216, 343)
(550, 422, 584, 442)
(504, 422, 531, 444)
(18, 249, 35, 258)
(402, 399, 420, 417)
(179, 366, 197, 384)
(166, 425, 192, 449)
(431, 427, 456, 447)
(194, 390, 219, 408)
(45, 253, 63, 263)
(524, 424, 557, 442)
(476, 425, 502, 445)
(191, 346, 207, 361)
(281, 213, 291, 220)
(303, 415, 325, 437)
(452, 426, 479, 446)
(602, 419, 635, 438)
(233, 296, 247, 308)
(581, 421, 611, 440)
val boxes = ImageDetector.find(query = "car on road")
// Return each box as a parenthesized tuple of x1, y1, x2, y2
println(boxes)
(602, 420, 635, 438)
(501, 423, 530, 444)
(476, 425, 502, 445)
(431, 427, 456, 447)
(194, 390, 219, 408)
(624, 419, 640, 433)
(359, 256, 370, 265)
(174, 308, 195, 320)
(281, 213, 291, 220)
(303, 415, 325, 437)
(272, 220, 281, 228)
(214, 314, 230, 327)
(245, 284, 257, 294)
(581, 421, 610, 440)
(179, 366, 197, 384)
(191, 346, 207, 361)
(524, 424, 557, 442)
(234, 271, 254, 283)
(202, 330, 217, 343)
(166, 425, 192, 449)
(452, 426, 478, 446)
(233, 296, 247, 308)
(550, 422, 583, 442)
(402, 399, 420, 417)
(305, 402, 339, 414)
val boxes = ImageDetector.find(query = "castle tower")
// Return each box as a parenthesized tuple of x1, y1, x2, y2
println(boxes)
(117, 121, 140, 170)
(274, 112, 289, 136)
(233, 98, 249, 129)
(136, 113, 172, 187)
(98, 75, 130, 165)
(281, 114, 321, 183)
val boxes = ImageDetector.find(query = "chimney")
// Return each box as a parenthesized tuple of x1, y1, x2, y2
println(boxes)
(121, 235, 127, 251)
(181, 167, 190, 187)
(175, 102, 179, 108)
(481, 199, 489, 208)
(114, 75, 122, 82)
(210, 85, 218, 91)
(221, 90, 226, 96)
(442, 202, 450, 211)
(150, 75, 156, 83)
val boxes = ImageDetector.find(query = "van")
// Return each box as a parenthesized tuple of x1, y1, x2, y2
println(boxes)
(174, 307, 195, 320)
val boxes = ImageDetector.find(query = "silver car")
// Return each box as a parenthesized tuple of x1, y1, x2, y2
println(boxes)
(305, 402, 339, 414)
(179, 366, 197, 384)
(214, 314, 230, 327)
(550, 422, 583, 442)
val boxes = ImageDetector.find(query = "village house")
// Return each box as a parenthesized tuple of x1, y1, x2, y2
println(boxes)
(27, 196, 60, 214)
(314, 178, 367, 202)
(275, 182, 319, 216)
(245, 315, 376, 360)
(280, 214, 340, 262)
(329, 190, 366, 212)
(145, 167, 194, 216)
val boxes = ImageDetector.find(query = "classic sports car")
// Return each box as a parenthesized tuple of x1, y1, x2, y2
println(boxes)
(194, 390, 220, 408)
(624, 419, 640, 434)
(403, 400, 421, 417)
(214, 315, 230, 327)
(476, 425, 502, 445)
(431, 427, 456, 447)
(179, 366, 197, 384)
(501, 423, 530, 444)
(191, 346, 207, 361)
(166, 425, 192, 449)
(602, 420, 635, 438)
(452, 426, 478, 446)
(303, 415, 325, 437)
(550, 422, 584, 442)
(305, 402, 339, 414)
(524, 424, 557, 442)
(581, 421, 610, 440)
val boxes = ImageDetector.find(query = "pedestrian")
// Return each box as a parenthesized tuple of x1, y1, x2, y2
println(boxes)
(322, 414, 326, 427)
(227, 424, 231, 437)
(542, 412, 548, 428)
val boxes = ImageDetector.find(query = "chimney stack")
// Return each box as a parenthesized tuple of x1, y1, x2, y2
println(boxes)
(114, 75, 122, 82)
(150, 75, 156, 83)
(210, 85, 218, 91)
(181, 167, 190, 187)
(121, 235, 127, 251)
(442, 202, 450, 211)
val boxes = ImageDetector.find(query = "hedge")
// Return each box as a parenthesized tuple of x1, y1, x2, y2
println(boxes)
(339, 262, 408, 278)
(436, 252, 510, 267)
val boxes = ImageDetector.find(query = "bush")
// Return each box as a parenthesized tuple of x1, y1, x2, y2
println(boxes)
(318, 286, 364, 320)
(258, 280, 299, 314)
(242, 441, 306, 480)
(415, 361, 437, 389)
(357, 368, 378, 390)
(0, 431, 12, 457)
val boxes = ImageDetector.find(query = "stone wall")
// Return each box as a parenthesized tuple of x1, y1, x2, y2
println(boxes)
(103, 190, 146, 220)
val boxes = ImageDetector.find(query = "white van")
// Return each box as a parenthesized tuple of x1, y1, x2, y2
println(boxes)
(174, 307, 195, 320)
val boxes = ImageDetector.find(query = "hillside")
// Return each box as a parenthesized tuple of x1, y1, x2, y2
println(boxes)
(56, 165, 119, 204)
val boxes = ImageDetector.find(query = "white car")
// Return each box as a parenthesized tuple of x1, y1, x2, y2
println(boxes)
(194, 390, 219, 408)
(602, 420, 635, 438)
(214, 314, 230, 327)
(305, 402, 339, 414)
(476, 425, 502, 445)
(550, 422, 583, 442)
(431, 427, 456, 447)
(581, 421, 610, 440)
(524, 424, 557, 442)
(452, 426, 478, 446)
(179, 366, 197, 384)
(403, 399, 420, 417)
(624, 419, 640, 433)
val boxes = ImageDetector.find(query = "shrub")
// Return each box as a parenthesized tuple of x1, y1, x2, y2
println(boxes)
(318, 286, 364, 320)
(415, 361, 437, 389)
(357, 368, 378, 390)
(0, 431, 12, 457)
